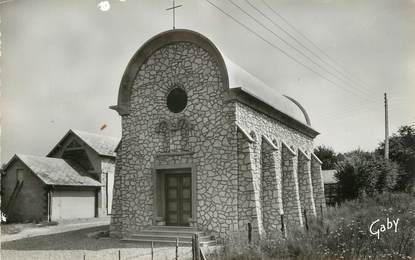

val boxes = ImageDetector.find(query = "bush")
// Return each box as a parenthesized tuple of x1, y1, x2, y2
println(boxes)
(376, 124, 415, 191)
(335, 153, 398, 202)
(208, 193, 415, 259)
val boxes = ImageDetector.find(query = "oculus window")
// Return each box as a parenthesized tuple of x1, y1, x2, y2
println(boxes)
(167, 88, 187, 113)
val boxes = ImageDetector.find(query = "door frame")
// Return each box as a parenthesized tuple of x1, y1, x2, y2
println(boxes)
(153, 163, 197, 226)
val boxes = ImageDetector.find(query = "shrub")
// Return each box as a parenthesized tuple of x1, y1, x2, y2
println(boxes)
(376, 124, 415, 191)
(208, 193, 415, 259)
(335, 153, 398, 202)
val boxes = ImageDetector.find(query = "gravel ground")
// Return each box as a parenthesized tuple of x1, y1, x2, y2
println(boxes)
(1, 226, 193, 260)
(1, 217, 110, 242)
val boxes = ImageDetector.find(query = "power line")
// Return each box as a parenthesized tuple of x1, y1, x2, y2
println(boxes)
(261, 0, 373, 90)
(204, 0, 374, 100)
(246, 0, 375, 97)
(318, 99, 411, 121)
(228, 0, 375, 101)
(205, 0, 411, 123)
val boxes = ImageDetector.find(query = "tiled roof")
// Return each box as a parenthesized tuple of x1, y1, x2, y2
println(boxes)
(71, 130, 120, 157)
(14, 154, 101, 186)
(322, 169, 338, 184)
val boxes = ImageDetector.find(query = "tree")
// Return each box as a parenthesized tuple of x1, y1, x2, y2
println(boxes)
(376, 124, 415, 192)
(335, 150, 398, 202)
(313, 145, 339, 170)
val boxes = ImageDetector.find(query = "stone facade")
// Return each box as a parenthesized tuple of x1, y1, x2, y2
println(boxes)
(110, 29, 325, 240)
(311, 154, 327, 217)
(298, 149, 317, 220)
(110, 40, 238, 238)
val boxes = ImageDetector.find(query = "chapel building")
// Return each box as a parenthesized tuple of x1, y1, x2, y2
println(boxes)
(109, 29, 326, 240)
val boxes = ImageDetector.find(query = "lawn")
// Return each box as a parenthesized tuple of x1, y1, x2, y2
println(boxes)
(1, 225, 192, 260)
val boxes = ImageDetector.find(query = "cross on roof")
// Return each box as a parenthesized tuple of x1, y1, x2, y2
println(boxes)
(166, 0, 182, 30)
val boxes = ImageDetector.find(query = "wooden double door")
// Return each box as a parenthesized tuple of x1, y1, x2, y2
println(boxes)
(165, 173, 192, 226)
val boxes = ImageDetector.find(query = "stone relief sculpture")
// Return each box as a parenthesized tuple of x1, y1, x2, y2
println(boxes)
(155, 117, 192, 153)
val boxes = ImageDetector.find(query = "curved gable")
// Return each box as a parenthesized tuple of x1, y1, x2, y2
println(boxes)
(112, 29, 229, 116)
(112, 29, 317, 135)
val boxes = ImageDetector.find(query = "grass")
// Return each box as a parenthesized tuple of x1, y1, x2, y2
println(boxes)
(208, 192, 415, 259)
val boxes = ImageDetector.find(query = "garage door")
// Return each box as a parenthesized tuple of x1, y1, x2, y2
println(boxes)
(51, 190, 95, 220)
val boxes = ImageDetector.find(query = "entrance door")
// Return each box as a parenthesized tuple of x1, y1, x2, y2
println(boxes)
(165, 174, 191, 226)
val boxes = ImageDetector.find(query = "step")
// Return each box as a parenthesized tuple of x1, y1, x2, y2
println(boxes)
(121, 238, 216, 247)
(147, 225, 199, 231)
(122, 238, 192, 245)
(139, 229, 205, 237)
(130, 234, 213, 242)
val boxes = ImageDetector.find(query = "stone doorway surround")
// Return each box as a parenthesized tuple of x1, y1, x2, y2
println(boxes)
(152, 164, 197, 227)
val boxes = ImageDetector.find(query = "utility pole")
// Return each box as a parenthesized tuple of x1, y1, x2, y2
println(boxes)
(384, 93, 389, 160)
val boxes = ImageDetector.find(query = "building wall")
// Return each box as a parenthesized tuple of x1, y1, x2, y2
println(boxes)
(100, 157, 115, 216)
(311, 157, 326, 216)
(237, 130, 260, 239)
(48, 134, 115, 217)
(110, 41, 238, 238)
(297, 150, 316, 218)
(236, 102, 315, 234)
(1, 160, 47, 222)
(236, 103, 314, 152)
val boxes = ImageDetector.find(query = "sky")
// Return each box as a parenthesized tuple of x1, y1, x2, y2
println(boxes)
(1, 0, 414, 163)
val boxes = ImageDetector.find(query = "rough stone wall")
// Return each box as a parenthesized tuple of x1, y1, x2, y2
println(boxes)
(249, 134, 265, 237)
(237, 130, 258, 238)
(235, 103, 314, 153)
(311, 155, 326, 217)
(297, 150, 316, 221)
(281, 144, 303, 230)
(110, 42, 238, 238)
(236, 102, 313, 232)
(110, 143, 124, 237)
(261, 138, 283, 238)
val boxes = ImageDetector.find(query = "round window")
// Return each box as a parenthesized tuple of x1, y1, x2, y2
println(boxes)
(166, 88, 188, 113)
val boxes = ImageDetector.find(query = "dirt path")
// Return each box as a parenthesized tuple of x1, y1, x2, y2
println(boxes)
(1, 225, 193, 260)
(1, 217, 110, 242)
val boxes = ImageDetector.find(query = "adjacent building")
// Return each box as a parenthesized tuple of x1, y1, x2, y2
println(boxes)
(322, 169, 338, 206)
(1, 129, 119, 222)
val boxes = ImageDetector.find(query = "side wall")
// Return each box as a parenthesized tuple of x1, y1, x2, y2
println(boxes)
(100, 157, 115, 216)
(1, 160, 47, 222)
(236, 102, 314, 234)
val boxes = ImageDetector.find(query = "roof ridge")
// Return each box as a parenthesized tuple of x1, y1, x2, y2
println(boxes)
(17, 154, 63, 160)
(70, 129, 120, 139)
